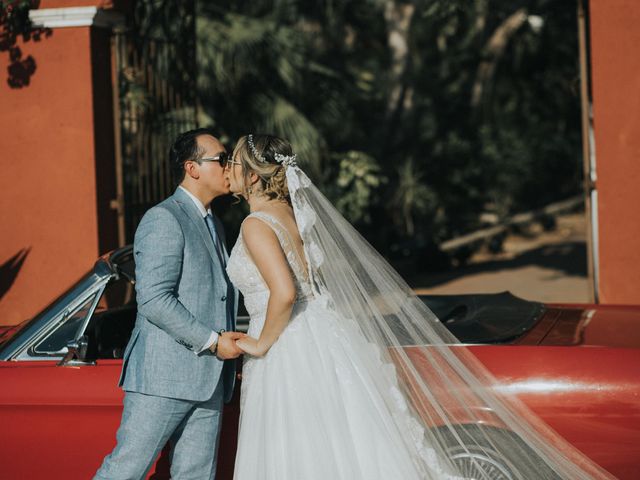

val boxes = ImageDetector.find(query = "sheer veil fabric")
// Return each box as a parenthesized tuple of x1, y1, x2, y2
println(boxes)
(282, 163, 614, 480)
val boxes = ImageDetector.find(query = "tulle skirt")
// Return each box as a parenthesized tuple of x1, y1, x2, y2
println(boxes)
(233, 297, 454, 480)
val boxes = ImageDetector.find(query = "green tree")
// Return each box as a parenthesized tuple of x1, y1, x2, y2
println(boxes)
(194, 0, 583, 265)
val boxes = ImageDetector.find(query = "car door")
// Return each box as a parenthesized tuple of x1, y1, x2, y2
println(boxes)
(0, 270, 173, 479)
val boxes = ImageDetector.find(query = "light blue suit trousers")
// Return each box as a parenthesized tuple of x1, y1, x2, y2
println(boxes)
(95, 383, 224, 480)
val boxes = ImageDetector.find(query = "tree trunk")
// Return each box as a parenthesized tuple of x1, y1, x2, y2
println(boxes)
(471, 8, 528, 111)
(384, 1, 415, 118)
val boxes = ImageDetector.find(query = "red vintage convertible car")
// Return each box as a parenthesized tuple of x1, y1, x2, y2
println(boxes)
(1, 246, 638, 479)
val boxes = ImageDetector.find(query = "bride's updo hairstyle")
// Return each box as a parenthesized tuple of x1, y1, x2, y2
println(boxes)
(233, 134, 293, 203)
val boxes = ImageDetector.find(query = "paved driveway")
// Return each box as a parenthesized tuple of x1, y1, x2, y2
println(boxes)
(411, 213, 591, 303)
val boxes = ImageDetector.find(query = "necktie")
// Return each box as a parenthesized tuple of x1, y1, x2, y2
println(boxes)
(206, 213, 233, 330)
(205, 213, 225, 266)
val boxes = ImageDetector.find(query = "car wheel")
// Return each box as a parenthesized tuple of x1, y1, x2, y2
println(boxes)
(434, 424, 560, 480)
(445, 443, 518, 480)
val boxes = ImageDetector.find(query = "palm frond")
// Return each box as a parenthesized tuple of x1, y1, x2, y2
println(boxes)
(254, 94, 327, 178)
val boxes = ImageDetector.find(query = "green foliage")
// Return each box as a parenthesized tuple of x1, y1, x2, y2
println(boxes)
(391, 158, 439, 237)
(329, 150, 387, 224)
(194, 0, 583, 260)
(196, 5, 333, 178)
(1, 0, 51, 88)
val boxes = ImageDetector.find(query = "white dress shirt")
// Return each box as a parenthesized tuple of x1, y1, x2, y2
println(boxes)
(178, 186, 219, 354)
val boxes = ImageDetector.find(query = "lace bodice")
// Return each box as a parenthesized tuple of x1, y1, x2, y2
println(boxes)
(226, 211, 314, 329)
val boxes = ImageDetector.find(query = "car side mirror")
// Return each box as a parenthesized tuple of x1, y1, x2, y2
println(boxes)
(58, 335, 94, 366)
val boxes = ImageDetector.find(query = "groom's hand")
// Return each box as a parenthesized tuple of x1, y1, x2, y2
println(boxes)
(214, 331, 246, 359)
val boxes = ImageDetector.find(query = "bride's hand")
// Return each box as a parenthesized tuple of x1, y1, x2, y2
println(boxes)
(235, 336, 267, 357)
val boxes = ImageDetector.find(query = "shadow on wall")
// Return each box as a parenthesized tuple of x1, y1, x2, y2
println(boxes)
(0, 1, 53, 88)
(0, 247, 30, 301)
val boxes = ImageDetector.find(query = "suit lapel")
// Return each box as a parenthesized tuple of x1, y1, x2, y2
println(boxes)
(172, 188, 220, 267)
(171, 189, 237, 329)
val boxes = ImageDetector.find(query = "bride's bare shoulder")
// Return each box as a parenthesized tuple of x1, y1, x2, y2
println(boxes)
(240, 216, 281, 256)
(241, 215, 275, 238)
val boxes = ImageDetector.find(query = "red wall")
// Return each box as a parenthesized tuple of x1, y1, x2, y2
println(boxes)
(589, 1, 640, 304)
(40, 0, 115, 6)
(0, 5, 118, 326)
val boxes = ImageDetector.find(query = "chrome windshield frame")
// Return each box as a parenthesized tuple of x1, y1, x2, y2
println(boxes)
(0, 260, 115, 362)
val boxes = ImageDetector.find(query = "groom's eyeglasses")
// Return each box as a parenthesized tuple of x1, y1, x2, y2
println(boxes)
(198, 152, 229, 168)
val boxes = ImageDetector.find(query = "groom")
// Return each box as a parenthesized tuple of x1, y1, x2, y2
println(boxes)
(95, 128, 243, 479)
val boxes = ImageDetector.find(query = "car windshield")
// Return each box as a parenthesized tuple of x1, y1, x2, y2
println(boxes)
(0, 269, 104, 354)
(33, 292, 100, 354)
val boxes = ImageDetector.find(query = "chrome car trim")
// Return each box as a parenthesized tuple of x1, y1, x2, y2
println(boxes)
(30, 290, 100, 356)
(0, 260, 114, 362)
(18, 280, 109, 361)
(58, 335, 96, 366)
(71, 283, 107, 346)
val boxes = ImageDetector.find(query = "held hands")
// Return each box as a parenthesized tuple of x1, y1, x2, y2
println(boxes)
(235, 336, 268, 357)
(212, 331, 247, 359)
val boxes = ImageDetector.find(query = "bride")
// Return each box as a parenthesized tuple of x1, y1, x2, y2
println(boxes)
(225, 134, 613, 479)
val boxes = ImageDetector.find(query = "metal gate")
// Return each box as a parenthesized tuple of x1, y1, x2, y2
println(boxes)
(112, 1, 197, 243)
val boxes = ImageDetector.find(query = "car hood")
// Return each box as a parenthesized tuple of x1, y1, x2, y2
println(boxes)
(519, 304, 640, 348)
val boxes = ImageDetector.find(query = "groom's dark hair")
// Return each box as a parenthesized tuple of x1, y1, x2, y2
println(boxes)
(170, 127, 219, 186)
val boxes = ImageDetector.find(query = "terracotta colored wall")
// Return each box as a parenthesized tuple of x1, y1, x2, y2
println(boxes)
(589, 1, 640, 304)
(40, 0, 117, 8)
(0, 7, 118, 325)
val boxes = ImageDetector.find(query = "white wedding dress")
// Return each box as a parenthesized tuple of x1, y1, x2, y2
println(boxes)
(221, 158, 613, 480)
(226, 211, 459, 480)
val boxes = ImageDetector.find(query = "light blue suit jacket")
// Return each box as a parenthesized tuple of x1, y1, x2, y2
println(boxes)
(120, 187, 238, 403)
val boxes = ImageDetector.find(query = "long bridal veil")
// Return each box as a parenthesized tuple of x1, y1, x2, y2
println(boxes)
(284, 163, 614, 480)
